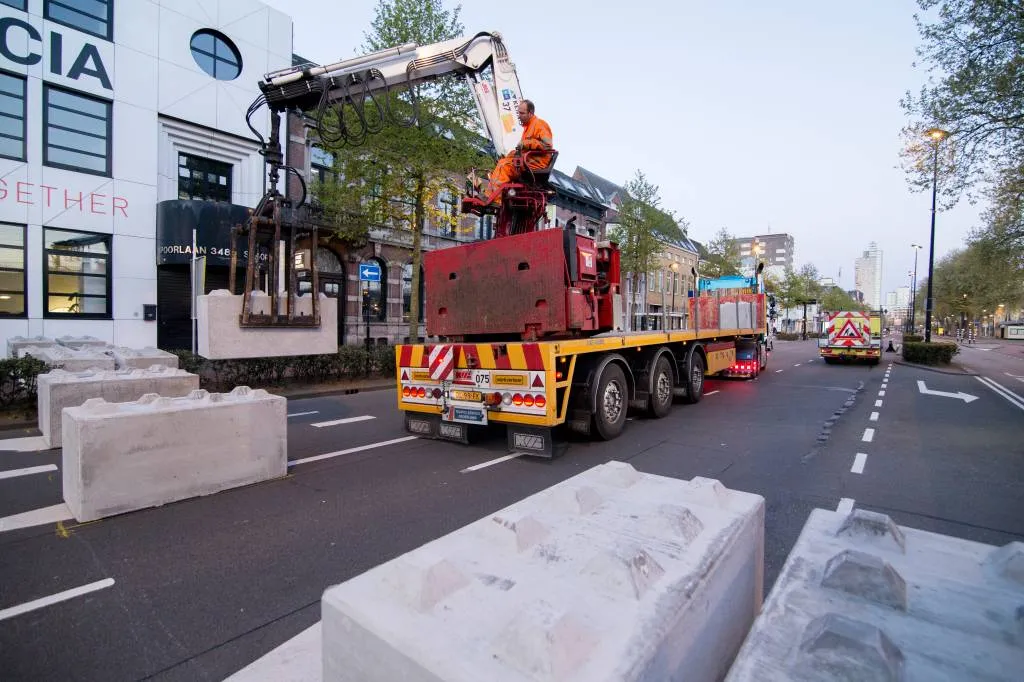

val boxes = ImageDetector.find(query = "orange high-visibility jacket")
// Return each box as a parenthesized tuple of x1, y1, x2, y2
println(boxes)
(490, 116, 553, 186)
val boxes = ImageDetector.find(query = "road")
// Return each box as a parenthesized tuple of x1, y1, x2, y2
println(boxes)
(1, 339, 1022, 681)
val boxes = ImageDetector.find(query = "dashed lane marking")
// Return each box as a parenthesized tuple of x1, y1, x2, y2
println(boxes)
(704, 390, 720, 396)
(0, 503, 73, 533)
(461, 454, 522, 473)
(878, 390, 886, 397)
(0, 464, 57, 480)
(794, 363, 802, 367)
(287, 411, 319, 418)
(775, 369, 784, 373)
(874, 400, 883, 407)
(851, 452, 867, 474)
(311, 415, 375, 428)
(836, 498, 855, 515)
(862, 428, 875, 443)
(869, 412, 879, 422)
(289, 436, 418, 467)
(0, 578, 115, 622)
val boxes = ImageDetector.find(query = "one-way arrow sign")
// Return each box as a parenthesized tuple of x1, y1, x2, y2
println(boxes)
(358, 263, 381, 282)
(917, 380, 979, 403)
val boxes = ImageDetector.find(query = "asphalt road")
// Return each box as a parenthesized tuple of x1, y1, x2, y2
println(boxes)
(1, 339, 1021, 681)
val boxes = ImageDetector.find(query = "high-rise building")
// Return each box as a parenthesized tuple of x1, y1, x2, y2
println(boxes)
(854, 243, 883, 310)
(732, 233, 794, 278)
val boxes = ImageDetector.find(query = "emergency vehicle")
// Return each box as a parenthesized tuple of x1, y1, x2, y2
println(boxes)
(818, 310, 881, 364)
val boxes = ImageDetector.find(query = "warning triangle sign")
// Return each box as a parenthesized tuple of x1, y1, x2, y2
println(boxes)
(532, 374, 544, 388)
(401, 369, 409, 381)
(834, 320, 863, 341)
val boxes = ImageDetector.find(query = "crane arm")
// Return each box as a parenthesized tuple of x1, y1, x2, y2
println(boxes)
(257, 31, 525, 156)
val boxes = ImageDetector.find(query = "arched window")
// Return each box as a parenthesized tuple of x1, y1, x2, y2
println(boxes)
(361, 257, 387, 322)
(402, 262, 425, 323)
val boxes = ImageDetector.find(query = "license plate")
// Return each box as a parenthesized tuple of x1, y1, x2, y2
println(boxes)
(450, 390, 482, 402)
(445, 406, 487, 425)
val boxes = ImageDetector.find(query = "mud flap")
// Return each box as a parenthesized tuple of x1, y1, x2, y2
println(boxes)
(405, 412, 439, 438)
(507, 425, 565, 459)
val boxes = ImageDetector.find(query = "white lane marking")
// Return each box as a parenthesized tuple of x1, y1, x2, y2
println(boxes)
(0, 436, 49, 452)
(0, 464, 57, 480)
(862, 428, 875, 442)
(851, 453, 868, 474)
(0, 503, 73, 533)
(874, 400, 883, 407)
(288, 436, 415, 466)
(0, 578, 115, 622)
(794, 363, 801, 367)
(836, 498, 855, 515)
(311, 415, 375, 428)
(287, 411, 319, 418)
(881, 383, 888, 389)
(878, 390, 886, 397)
(704, 390, 720, 396)
(461, 454, 522, 473)
(869, 412, 879, 422)
(775, 369, 783, 373)
(975, 376, 1024, 412)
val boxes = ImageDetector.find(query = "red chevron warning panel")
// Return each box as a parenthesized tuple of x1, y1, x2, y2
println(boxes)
(833, 319, 865, 345)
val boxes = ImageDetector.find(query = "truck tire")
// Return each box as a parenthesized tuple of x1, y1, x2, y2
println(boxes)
(647, 355, 674, 419)
(593, 363, 628, 440)
(683, 350, 705, 404)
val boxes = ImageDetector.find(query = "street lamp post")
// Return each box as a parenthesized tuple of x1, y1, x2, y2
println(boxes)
(923, 127, 948, 343)
(910, 243, 921, 334)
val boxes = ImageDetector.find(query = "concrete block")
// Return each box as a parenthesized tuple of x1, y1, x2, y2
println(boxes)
(321, 462, 765, 682)
(55, 335, 111, 350)
(18, 346, 116, 371)
(38, 366, 198, 449)
(62, 386, 287, 522)
(725, 508, 1024, 682)
(197, 290, 339, 360)
(107, 346, 179, 370)
(7, 335, 57, 358)
(226, 623, 322, 682)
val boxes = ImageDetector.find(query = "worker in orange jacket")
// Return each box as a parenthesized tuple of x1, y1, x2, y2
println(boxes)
(472, 99, 552, 203)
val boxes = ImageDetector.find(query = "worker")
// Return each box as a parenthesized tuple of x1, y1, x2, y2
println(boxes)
(472, 99, 552, 202)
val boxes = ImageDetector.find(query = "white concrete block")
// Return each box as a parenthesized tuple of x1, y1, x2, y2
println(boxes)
(226, 623, 322, 682)
(18, 346, 116, 372)
(725, 508, 1024, 682)
(107, 347, 179, 370)
(321, 462, 765, 682)
(198, 290, 339, 360)
(38, 366, 198, 449)
(8, 335, 57, 358)
(56, 335, 111, 350)
(62, 386, 287, 522)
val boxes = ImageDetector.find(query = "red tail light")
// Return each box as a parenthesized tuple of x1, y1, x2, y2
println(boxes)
(523, 395, 535, 407)
(512, 393, 524, 406)
(402, 386, 411, 398)
(432, 388, 442, 399)
(416, 387, 426, 399)
(535, 395, 547, 409)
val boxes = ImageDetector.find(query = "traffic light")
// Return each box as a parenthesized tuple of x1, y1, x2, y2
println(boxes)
(768, 294, 778, 319)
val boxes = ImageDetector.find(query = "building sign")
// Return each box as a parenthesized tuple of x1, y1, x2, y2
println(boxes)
(0, 179, 127, 216)
(0, 16, 112, 90)
(156, 200, 267, 266)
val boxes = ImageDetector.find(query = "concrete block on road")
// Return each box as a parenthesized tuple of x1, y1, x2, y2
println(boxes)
(226, 623, 322, 682)
(18, 345, 116, 371)
(725, 508, 1024, 682)
(56, 335, 110, 350)
(197, 290, 338, 360)
(321, 461, 765, 682)
(38, 366, 199, 449)
(62, 386, 287, 522)
(107, 346, 179, 370)
(7, 335, 57, 358)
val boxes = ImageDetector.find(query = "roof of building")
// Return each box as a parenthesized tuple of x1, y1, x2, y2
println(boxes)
(549, 169, 607, 209)
(573, 166, 624, 205)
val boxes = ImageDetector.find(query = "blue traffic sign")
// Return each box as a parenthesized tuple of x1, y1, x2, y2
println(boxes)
(358, 263, 381, 282)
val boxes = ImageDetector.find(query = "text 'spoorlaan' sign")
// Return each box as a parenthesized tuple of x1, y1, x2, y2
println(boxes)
(0, 180, 128, 217)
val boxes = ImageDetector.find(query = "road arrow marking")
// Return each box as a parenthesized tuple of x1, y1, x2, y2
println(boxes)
(916, 380, 979, 403)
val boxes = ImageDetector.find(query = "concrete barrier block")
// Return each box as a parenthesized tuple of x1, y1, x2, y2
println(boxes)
(321, 461, 765, 682)
(62, 385, 286, 522)
(18, 345, 116, 371)
(7, 335, 56, 358)
(197, 290, 338, 359)
(725, 508, 1024, 682)
(107, 346, 179, 369)
(38, 366, 198, 449)
(55, 334, 110, 350)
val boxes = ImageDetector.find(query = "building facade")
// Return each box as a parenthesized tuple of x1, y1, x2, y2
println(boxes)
(0, 0, 293, 351)
(733, 233, 794, 278)
(854, 242, 883, 310)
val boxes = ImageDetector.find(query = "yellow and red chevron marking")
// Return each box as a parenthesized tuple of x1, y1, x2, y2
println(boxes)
(398, 343, 548, 373)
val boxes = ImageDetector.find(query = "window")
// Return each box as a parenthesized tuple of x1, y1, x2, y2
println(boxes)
(44, 228, 111, 318)
(360, 258, 386, 322)
(0, 223, 25, 316)
(178, 154, 232, 202)
(43, 85, 112, 176)
(45, 0, 112, 41)
(190, 30, 242, 81)
(402, 263, 425, 324)
(0, 72, 25, 161)
(1, 1, 26, 12)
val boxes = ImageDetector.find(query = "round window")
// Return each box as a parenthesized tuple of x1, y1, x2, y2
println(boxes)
(190, 30, 242, 81)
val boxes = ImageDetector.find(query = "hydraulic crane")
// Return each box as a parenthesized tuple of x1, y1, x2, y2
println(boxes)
(240, 31, 622, 340)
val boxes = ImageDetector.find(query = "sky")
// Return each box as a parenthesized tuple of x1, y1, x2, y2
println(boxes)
(260, 0, 982, 297)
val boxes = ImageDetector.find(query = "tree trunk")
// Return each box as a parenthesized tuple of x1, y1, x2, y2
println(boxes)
(408, 174, 426, 343)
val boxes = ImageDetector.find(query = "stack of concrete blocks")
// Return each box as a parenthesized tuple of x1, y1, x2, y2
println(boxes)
(105, 346, 179, 370)
(197, 290, 338, 360)
(38, 366, 199, 449)
(7, 335, 59, 358)
(56, 335, 110, 351)
(318, 461, 765, 682)
(725, 508, 1024, 681)
(62, 386, 287, 522)
(16, 345, 116, 371)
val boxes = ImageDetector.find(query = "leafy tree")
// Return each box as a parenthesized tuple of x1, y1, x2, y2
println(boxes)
(700, 228, 742, 278)
(917, 239, 1024, 326)
(820, 286, 864, 313)
(314, 0, 488, 342)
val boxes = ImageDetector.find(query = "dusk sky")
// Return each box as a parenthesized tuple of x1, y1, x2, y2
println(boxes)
(260, 0, 982, 297)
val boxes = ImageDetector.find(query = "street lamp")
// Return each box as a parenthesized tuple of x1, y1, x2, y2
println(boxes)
(910, 243, 922, 333)
(923, 127, 948, 343)
(669, 262, 680, 330)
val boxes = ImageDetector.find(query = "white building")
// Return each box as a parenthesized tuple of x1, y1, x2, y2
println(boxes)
(0, 0, 291, 351)
(854, 242, 883, 310)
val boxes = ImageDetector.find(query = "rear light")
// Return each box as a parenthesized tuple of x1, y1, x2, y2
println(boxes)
(416, 387, 426, 399)
(502, 392, 512, 405)
(535, 395, 547, 409)
(432, 388, 442, 399)
(523, 395, 535, 407)
(487, 392, 502, 406)
(512, 393, 524, 406)
(556, 371, 564, 380)
(402, 386, 411, 398)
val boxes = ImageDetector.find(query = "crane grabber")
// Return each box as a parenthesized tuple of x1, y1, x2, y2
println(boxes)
(230, 32, 549, 327)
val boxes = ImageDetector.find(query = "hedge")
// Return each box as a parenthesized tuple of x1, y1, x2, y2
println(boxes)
(902, 341, 958, 365)
(903, 334, 924, 343)
(0, 356, 49, 409)
(775, 332, 824, 341)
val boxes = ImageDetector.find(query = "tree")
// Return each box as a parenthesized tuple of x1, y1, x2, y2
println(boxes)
(315, 0, 487, 342)
(611, 170, 683, 329)
(701, 228, 742, 278)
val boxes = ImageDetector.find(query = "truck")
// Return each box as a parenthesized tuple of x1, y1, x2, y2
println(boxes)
(818, 310, 881, 365)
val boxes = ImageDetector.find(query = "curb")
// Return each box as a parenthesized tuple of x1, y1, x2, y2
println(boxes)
(0, 419, 36, 433)
(892, 359, 975, 375)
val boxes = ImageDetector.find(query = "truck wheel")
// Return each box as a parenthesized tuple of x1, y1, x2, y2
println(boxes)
(593, 363, 628, 440)
(683, 351, 705, 404)
(647, 355, 674, 418)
